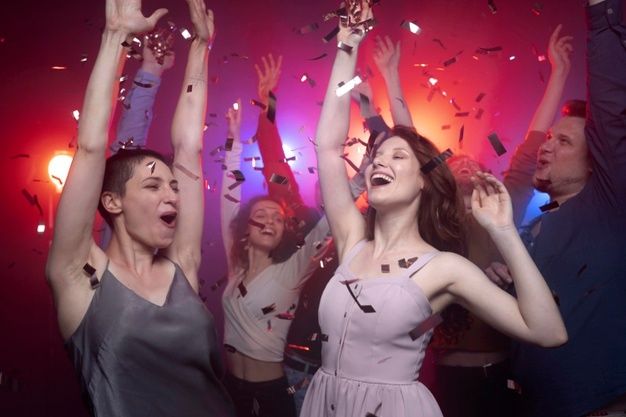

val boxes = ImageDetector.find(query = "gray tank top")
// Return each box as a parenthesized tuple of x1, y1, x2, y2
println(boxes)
(66, 259, 234, 417)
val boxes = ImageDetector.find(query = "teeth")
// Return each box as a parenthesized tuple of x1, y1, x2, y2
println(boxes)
(371, 173, 393, 185)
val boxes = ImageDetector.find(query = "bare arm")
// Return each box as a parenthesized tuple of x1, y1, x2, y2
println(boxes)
(220, 101, 242, 273)
(113, 43, 175, 152)
(373, 35, 414, 128)
(47, 0, 167, 285)
(165, 0, 214, 290)
(445, 173, 567, 347)
(505, 25, 572, 225)
(316, 12, 372, 260)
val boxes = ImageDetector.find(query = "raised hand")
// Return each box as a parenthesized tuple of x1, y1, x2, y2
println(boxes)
(141, 39, 175, 75)
(226, 99, 242, 140)
(373, 35, 400, 77)
(105, 0, 168, 35)
(186, 0, 215, 44)
(548, 24, 573, 76)
(255, 54, 282, 105)
(470, 172, 514, 233)
(337, 0, 373, 47)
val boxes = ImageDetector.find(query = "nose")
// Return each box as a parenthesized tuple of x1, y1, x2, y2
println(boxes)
(165, 186, 179, 206)
(372, 155, 387, 168)
(539, 137, 555, 154)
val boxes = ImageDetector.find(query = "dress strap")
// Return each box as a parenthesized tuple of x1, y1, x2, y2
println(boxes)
(405, 251, 439, 278)
(340, 240, 368, 266)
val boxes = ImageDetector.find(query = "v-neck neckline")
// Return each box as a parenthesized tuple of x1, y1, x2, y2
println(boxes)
(105, 263, 177, 308)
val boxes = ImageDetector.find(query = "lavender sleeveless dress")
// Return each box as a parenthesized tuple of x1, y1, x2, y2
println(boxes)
(300, 241, 443, 417)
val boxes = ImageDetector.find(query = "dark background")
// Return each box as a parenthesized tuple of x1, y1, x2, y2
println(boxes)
(0, 0, 601, 415)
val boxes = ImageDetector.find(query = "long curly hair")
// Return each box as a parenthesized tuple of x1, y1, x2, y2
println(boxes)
(365, 125, 466, 255)
(228, 195, 294, 272)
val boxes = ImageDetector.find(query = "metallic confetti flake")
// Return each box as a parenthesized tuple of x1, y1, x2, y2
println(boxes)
(459, 125, 465, 147)
(146, 160, 156, 174)
(238, 282, 247, 297)
(267, 91, 277, 123)
(455, 112, 470, 117)
(487, 132, 507, 156)
(441, 125, 451, 130)
(186, 84, 193, 93)
(475, 108, 484, 120)
(133, 80, 153, 88)
(421, 148, 453, 174)
(269, 173, 289, 185)
(180, 28, 192, 40)
(72, 110, 80, 121)
(539, 200, 559, 212)
(262, 303, 276, 315)
(487, 0, 497, 14)
(337, 41, 353, 53)
(308, 53, 328, 61)
(409, 314, 443, 340)
(401, 20, 421, 35)
(322, 26, 340, 43)
(51, 66, 67, 70)
(475, 92, 486, 102)
(381, 264, 390, 273)
(336, 75, 362, 97)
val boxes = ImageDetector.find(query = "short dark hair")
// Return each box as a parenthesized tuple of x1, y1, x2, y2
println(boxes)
(561, 99, 586, 118)
(97, 148, 169, 228)
(365, 125, 466, 255)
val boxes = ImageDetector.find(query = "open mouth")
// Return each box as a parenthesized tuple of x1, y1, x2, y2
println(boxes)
(371, 173, 394, 186)
(160, 213, 177, 226)
(260, 228, 275, 236)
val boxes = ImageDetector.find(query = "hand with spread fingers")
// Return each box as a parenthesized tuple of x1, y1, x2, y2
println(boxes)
(471, 172, 514, 233)
(373, 35, 401, 78)
(186, 0, 215, 44)
(105, 0, 168, 35)
(255, 53, 283, 106)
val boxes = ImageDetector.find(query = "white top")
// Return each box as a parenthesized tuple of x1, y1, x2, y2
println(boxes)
(220, 141, 330, 361)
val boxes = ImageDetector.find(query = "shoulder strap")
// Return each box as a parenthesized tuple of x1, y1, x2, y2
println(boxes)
(406, 252, 439, 278)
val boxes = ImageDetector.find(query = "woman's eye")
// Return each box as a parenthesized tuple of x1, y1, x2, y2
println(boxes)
(146, 184, 159, 190)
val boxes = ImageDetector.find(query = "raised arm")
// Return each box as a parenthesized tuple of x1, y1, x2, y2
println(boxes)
(373, 35, 414, 128)
(165, 0, 213, 290)
(505, 25, 572, 225)
(112, 41, 175, 152)
(316, 9, 372, 260)
(220, 100, 243, 273)
(47, 0, 166, 285)
(585, 0, 626, 206)
(442, 172, 567, 347)
(252, 54, 306, 213)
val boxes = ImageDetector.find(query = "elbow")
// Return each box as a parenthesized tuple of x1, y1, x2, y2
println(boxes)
(538, 327, 568, 348)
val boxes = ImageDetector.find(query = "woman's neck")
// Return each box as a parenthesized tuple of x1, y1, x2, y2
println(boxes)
(106, 228, 156, 274)
(372, 205, 426, 256)
(245, 246, 273, 280)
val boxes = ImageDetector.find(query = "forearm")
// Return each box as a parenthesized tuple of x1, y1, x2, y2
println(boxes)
(504, 130, 546, 226)
(382, 71, 414, 128)
(220, 139, 242, 263)
(79, 30, 129, 153)
(171, 39, 209, 153)
(527, 70, 568, 133)
(256, 113, 304, 207)
(316, 46, 359, 152)
(490, 227, 566, 342)
(114, 69, 161, 151)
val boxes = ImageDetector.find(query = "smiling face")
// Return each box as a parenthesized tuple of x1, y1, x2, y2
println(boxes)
(109, 158, 180, 249)
(247, 199, 286, 252)
(365, 135, 424, 211)
(533, 116, 590, 198)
